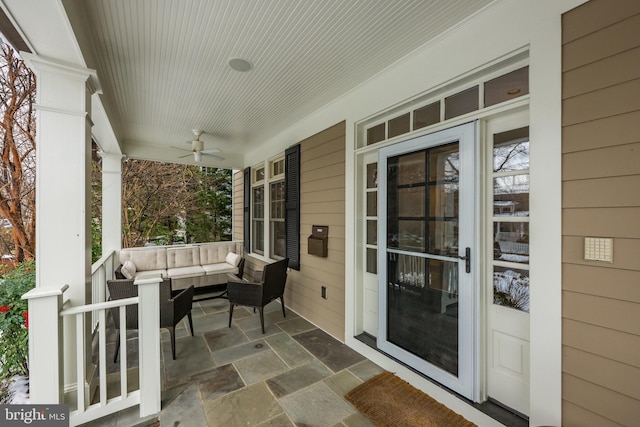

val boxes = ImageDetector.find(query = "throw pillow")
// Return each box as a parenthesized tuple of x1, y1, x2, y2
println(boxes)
(121, 260, 137, 279)
(225, 252, 241, 267)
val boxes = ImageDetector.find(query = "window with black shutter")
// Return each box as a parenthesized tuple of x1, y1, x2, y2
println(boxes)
(285, 144, 300, 270)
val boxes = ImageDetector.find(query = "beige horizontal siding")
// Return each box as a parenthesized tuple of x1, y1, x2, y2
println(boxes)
(232, 170, 244, 242)
(563, 374, 640, 426)
(562, 2, 640, 424)
(563, 263, 640, 302)
(563, 175, 640, 208)
(286, 121, 346, 341)
(563, 46, 640, 98)
(563, 207, 640, 238)
(563, 142, 640, 180)
(562, 0, 640, 43)
(562, 110, 640, 153)
(563, 400, 624, 427)
(563, 291, 640, 335)
(562, 79, 640, 126)
(563, 346, 640, 399)
(562, 12, 640, 71)
(563, 319, 640, 368)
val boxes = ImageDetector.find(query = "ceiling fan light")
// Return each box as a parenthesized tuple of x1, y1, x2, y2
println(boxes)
(194, 151, 202, 162)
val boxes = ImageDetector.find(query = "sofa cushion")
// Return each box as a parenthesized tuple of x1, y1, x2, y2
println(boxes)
(121, 260, 137, 279)
(225, 252, 241, 267)
(200, 242, 237, 265)
(119, 247, 167, 271)
(167, 265, 206, 280)
(167, 246, 200, 269)
(202, 263, 238, 276)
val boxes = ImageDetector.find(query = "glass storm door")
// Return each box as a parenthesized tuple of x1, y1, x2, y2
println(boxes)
(377, 122, 477, 400)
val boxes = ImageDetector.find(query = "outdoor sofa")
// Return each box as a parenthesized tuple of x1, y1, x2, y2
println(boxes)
(116, 241, 244, 291)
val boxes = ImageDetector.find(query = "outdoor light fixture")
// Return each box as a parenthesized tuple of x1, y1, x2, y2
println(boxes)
(229, 58, 253, 72)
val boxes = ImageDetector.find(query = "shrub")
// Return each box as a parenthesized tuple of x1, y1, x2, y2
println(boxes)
(0, 260, 35, 379)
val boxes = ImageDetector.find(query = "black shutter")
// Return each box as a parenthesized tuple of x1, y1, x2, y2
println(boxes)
(243, 167, 251, 253)
(285, 144, 301, 270)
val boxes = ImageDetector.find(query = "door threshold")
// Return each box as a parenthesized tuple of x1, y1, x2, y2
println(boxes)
(354, 333, 528, 427)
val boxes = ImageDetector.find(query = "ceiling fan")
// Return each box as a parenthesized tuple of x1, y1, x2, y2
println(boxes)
(171, 129, 224, 162)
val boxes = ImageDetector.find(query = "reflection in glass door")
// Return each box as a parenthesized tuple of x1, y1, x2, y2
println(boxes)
(378, 122, 477, 400)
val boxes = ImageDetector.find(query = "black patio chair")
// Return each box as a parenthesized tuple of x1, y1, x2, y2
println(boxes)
(107, 277, 194, 361)
(227, 258, 289, 334)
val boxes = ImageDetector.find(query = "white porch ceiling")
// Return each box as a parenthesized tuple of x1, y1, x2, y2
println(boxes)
(3, 0, 497, 168)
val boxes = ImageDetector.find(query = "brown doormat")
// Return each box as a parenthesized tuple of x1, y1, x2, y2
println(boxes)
(345, 371, 477, 427)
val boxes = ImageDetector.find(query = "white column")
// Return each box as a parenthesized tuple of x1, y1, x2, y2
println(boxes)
(22, 285, 69, 404)
(99, 151, 123, 256)
(134, 275, 162, 417)
(23, 54, 100, 388)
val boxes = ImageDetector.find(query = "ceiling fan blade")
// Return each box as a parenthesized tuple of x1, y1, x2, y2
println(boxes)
(170, 145, 190, 152)
(178, 153, 192, 158)
(201, 148, 221, 154)
(203, 153, 225, 161)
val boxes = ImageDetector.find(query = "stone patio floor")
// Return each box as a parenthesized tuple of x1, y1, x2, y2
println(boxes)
(80, 295, 383, 427)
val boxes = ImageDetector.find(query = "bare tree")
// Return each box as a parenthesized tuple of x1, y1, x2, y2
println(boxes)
(0, 42, 36, 261)
(121, 160, 198, 247)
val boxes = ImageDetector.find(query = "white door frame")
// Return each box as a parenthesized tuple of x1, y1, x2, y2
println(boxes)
(377, 122, 480, 400)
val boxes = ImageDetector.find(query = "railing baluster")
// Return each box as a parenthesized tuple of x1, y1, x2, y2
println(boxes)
(98, 309, 107, 405)
(119, 306, 128, 398)
(76, 312, 86, 413)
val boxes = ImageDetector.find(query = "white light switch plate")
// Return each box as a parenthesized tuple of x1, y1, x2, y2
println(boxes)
(584, 237, 613, 263)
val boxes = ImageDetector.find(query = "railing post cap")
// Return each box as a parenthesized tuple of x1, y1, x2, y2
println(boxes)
(22, 284, 69, 300)
(134, 274, 163, 286)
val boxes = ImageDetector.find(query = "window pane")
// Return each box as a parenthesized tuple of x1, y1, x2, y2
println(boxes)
(254, 168, 265, 182)
(366, 163, 378, 188)
(493, 175, 529, 216)
(366, 248, 377, 274)
(367, 123, 386, 145)
(484, 66, 529, 107)
(493, 127, 529, 172)
(271, 159, 284, 177)
(429, 220, 458, 256)
(399, 186, 425, 217)
(445, 86, 479, 120)
(252, 220, 264, 254)
(388, 113, 410, 138)
(428, 143, 459, 183)
(367, 220, 377, 245)
(366, 192, 377, 217)
(396, 152, 425, 185)
(252, 187, 264, 219)
(271, 220, 286, 258)
(270, 181, 285, 219)
(395, 220, 425, 251)
(414, 101, 440, 130)
(429, 183, 458, 218)
(494, 222, 529, 263)
(493, 266, 529, 312)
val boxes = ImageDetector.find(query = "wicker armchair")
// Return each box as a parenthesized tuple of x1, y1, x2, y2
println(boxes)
(227, 258, 289, 333)
(107, 278, 194, 361)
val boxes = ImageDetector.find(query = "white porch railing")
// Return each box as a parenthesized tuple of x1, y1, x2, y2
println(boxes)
(91, 250, 118, 329)
(23, 275, 162, 427)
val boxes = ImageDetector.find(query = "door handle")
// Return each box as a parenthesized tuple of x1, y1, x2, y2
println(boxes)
(456, 247, 471, 273)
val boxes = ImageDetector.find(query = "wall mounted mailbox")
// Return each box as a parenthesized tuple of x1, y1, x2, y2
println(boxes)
(308, 225, 329, 257)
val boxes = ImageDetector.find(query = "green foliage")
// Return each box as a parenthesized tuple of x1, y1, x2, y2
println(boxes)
(0, 260, 35, 379)
(91, 218, 102, 263)
(185, 167, 232, 243)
